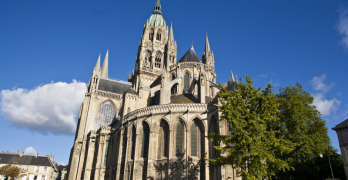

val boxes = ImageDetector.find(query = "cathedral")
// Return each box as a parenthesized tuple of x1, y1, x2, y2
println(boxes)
(67, 0, 239, 179)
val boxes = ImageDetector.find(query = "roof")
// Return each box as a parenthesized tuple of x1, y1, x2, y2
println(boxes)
(57, 165, 67, 171)
(170, 94, 212, 104)
(332, 119, 348, 130)
(148, 14, 165, 27)
(98, 78, 132, 95)
(0, 154, 52, 167)
(178, 46, 201, 63)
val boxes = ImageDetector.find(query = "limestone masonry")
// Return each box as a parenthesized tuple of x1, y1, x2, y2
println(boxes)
(67, 1, 240, 179)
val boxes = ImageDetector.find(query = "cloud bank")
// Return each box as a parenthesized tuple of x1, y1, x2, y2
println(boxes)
(310, 74, 340, 116)
(24, 147, 37, 156)
(0, 80, 86, 135)
(338, 8, 348, 48)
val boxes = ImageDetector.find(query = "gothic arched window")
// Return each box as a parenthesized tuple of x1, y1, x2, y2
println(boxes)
(141, 122, 150, 158)
(155, 52, 162, 68)
(209, 117, 219, 156)
(191, 122, 198, 156)
(156, 31, 161, 41)
(176, 120, 184, 156)
(149, 29, 154, 40)
(171, 73, 176, 81)
(131, 126, 136, 160)
(171, 83, 178, 95)
(184, 72, 190, 93)
(158, 120, 169, 159)
(95, 101, 116, 130)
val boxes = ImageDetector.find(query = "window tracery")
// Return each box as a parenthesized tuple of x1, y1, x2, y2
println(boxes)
(95, 101, 116, 130)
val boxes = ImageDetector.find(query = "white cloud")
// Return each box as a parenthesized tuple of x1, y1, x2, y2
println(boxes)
(24, 147, 37, 156)
(312, 93, 341, 116)
(0, 80, 86, 135)
(258, 74, 268, 78)
(310, 74, 340, 116)
(337, 8, 348, 48)
(309, 74, 334, 92)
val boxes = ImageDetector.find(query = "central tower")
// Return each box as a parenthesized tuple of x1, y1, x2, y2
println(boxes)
(129, 0, 177, 90)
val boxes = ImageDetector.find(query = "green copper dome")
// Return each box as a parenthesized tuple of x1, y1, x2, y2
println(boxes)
(148, 0, 165, 27)
(149, 14, 165, 27)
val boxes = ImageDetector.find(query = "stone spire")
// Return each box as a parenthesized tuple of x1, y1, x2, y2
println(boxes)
(168, 22, 174, 43)
(230, 71, 235, 82)
(204, 33, 211, 55)
(202, 33, 213, 64)
(93, 54, 101, 73)
(101, 49, 108, 78)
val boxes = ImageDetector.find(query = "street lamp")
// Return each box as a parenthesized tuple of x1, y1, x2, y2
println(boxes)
(320, 153, 335, 180)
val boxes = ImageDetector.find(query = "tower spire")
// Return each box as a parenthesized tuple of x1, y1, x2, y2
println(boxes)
(101, 49, 108, 78)
(93, 54, 101, 73)
(230, 71, 235, 82)
(205, 33, 211, 54)
(168, 22, 174, 43)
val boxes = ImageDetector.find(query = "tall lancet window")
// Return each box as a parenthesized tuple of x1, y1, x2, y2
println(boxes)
(149, 29, 154, 40)
(141, 122, 150, 158)
(95, 101, 116, 130)
(158, 120, 169, 159)
(131, 126, 136, 160)
(155, 52, 162, 68)
(184, 72, 190, 93)
(156, 31, 161, 41)
(176, 120, 184, 156)
(191, 122, 198, 156)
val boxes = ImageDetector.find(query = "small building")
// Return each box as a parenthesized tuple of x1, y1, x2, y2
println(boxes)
(332, 118, 348, 179)
(0, 150, 58, 180)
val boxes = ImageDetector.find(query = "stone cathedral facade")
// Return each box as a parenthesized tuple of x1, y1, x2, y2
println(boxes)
(67, 1, 240, 180)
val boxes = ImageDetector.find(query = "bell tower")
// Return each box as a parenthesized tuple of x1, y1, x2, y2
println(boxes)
(130, 0, 176, 89)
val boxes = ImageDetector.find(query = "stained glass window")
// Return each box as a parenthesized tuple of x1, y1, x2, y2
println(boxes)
(131, 126, 136, 159)
(176, 121, 184, 156)
(95, 101, 116, 130)
(191, 123, 197, 156)
(141, 123, 150, 158)
(184, 72, 190, 93)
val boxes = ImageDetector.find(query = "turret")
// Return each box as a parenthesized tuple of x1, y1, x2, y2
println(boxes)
(165, 22, 177, 71)
(87, 54, 102, 93)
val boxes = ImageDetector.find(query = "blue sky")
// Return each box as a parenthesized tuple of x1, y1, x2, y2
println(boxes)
(0, 0, 347, 165)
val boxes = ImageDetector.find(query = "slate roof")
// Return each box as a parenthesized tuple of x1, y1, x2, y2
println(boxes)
(98, 78, 132, 95)
(332, 119, 348, 130)
(178, 46, 201, 63)
(170, 94, 212, 104)
(0, 154, 52, 167)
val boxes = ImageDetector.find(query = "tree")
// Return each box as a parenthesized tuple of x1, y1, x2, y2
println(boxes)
(0, 164, 20, 180)
(208, 76, 293, 179)
(208, 76, 334, 180)
(273, 83, 333, 179)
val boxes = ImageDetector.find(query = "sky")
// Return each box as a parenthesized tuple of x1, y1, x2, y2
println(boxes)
(0, 0, 348, 165)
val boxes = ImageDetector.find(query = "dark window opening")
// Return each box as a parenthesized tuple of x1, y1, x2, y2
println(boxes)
(184, 72, 190, 93)
(131, 126, 136, 160)
(141, 122, 150, 158)
(176, 121, 184, 156)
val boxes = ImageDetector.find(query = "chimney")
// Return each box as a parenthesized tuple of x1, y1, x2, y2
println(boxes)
(35, 152, 38, 158)
(20, 150, 24, 157)
(16, 150, 19, 154)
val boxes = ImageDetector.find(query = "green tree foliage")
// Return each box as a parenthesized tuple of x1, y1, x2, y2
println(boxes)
(275, 149, 346, 180)
(0, 164, 20, 180)
(208, 76, 335, 180)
